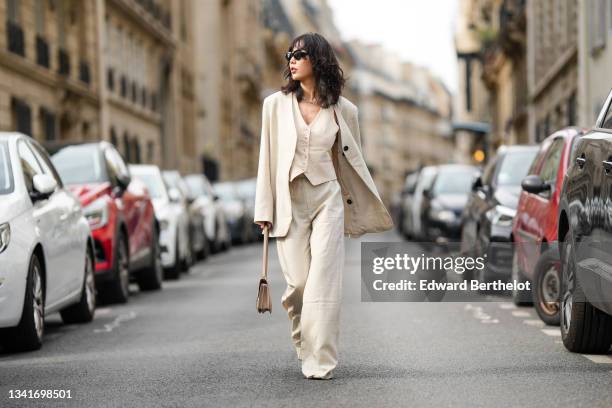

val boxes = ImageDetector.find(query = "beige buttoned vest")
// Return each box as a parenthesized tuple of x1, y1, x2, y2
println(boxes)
(289, 93, 340, 185)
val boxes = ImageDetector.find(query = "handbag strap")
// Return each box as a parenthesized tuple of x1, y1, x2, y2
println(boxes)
(261, 224, 269, 280)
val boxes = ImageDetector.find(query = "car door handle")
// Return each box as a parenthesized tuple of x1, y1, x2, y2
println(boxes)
(576, 156, 586, 168)
(603, 160, 612, 173)
(60, 213, 69, 221)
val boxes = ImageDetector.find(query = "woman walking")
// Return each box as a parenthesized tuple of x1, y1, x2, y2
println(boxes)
(254, 32, 393, 380)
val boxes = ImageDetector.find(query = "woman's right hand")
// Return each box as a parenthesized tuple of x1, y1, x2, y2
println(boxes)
(255, 221, 272, 231)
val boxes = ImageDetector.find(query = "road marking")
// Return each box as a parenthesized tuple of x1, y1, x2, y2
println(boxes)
(96, 307, 112, 316)
(499, 303, 517, 310)
(511, 310, 532, 317)
(93, 310, 137, 333)
(581, 355, 612, 364)
(464, 304, 499, 324)
(523, 319, 545, 327)
(541, 328, 561, 336)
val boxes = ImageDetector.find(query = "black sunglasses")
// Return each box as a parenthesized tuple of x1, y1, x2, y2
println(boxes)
(285, 49, 308, 62)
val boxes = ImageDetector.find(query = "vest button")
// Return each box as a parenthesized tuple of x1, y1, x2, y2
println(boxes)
(343, 146, 349, 151)
(347, 198, 352, 204)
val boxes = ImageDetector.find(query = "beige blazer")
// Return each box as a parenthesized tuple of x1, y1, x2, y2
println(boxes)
(254, 90, 394, 238)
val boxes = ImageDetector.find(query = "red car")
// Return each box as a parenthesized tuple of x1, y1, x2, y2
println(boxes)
(51, 142, 162, 304)
(511, 127, 582, 324)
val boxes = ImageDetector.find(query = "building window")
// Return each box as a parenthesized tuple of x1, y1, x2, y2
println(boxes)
(57, 0, 66, 49)
(6, 0, 24, 56)
(58, 48, 70, 76)
(35, 35, 49, 67)
(567, 92, 577, 126)
(107, 67, 115, 91)
(79, 60, 91, 84)
(39, 107, 56, 141)
(34, 0, 45, 35)
(11, 97, 31, 136)
(147, 141, 154, 163)
(123, 132, 131, 162)
(110, 127, 117, 147)
(590, 0, 607, 52)
(131, 138, 140, 164)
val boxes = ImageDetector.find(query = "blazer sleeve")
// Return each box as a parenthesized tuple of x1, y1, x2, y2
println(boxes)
(253, 99, 273, 224)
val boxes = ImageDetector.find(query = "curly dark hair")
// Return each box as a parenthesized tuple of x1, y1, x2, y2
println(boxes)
(280, 32, 346, 108)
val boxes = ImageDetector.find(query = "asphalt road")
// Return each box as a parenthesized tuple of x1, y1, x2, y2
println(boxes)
(1, 230, 612, 408)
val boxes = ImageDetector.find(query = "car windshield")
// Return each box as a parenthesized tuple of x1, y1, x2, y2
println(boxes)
(496, 149, 538, 187)
(185, 176, 209, 198)
(213, 182, 237, 200)
(235, 179, 256, 199)
(51, 145, 106, 185)
(132, 172, 166, 199)
(0, 142, 14, 195)
(163, 172, 179, 188)
(432, 169, 475, 195)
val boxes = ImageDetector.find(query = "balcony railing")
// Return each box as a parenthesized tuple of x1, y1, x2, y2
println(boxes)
(35, 35, 49, 67)
(6, 20, 25, 56)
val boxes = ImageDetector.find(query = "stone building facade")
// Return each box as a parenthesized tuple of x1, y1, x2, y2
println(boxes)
(1, 0, 200, 172)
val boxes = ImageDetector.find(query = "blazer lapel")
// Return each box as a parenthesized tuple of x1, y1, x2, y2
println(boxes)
(282, 92, 298, 180)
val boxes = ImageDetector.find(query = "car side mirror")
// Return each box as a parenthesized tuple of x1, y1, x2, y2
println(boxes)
(117, 173, 131, 190)
(521, 175, 551, 194)
(31, 174, 57, 200)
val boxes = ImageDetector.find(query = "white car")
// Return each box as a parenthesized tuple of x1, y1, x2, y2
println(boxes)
(129, 165, 190, 279)
(0, 133, 95, 351)
(185, 174, 232, 253)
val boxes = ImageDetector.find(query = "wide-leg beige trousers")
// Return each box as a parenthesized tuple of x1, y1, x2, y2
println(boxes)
(275, 173, 345, 379)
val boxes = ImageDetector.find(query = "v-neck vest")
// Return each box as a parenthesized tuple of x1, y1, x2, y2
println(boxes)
(289, 93, 340, 185)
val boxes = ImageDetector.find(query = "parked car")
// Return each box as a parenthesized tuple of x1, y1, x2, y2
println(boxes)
(512, 128, 582, 321)
(184, 174, 232, 253)
(558, 89, 612, 353)
(234, 177, 262, 241)
(51, 142, 162, 304)
(460, 145, 539, 283)
(213, 180, 255, 244)
(163, 170, 207, 262)
(421, 164, 478, 243)
(403, 166, 438, 241)
(0, 133, 96, 351)
(130, 165, 191, 279)
(398, 171, 420, 239)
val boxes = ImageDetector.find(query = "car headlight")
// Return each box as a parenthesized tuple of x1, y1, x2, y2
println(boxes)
(0, 223, 10, 254)
(490, 205, 516, 227)
(429, 202, 456, 223)
(83, 197, 109, 229)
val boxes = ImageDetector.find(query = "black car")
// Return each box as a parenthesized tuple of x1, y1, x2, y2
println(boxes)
(460, 145, 539, 282)
(557, 89, 612, 353)
(421, 164, 478, 243)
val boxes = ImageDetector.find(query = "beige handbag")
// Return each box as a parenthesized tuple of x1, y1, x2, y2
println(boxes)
(256, 224, 272, 313)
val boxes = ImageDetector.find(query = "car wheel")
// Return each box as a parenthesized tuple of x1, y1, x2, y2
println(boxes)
(560, 237, 612, 353)
(137, 225, 163, 291)
(60, 247, 96, 324)
(1, 254, 45, 351)
(533, 244, 560, 326)
(101, 233, 130, 304)
(164, 236, 181, 280)
(511, 249, 533, 306)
